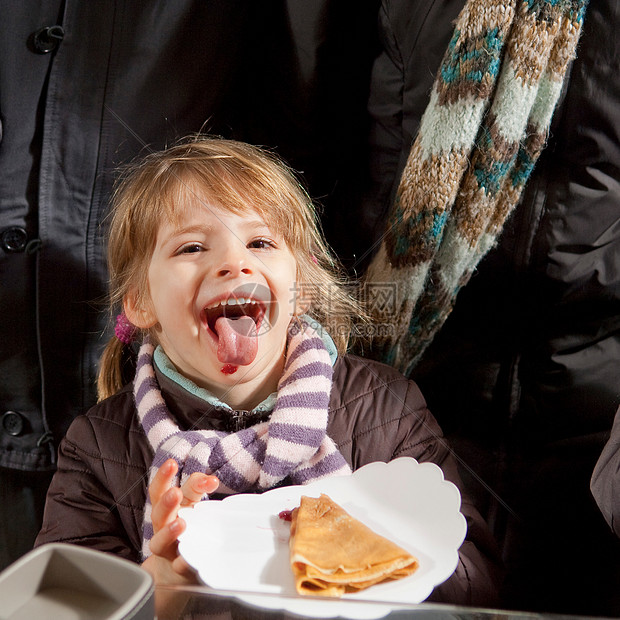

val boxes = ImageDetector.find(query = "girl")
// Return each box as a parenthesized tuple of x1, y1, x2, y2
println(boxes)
(36, 137, 501, 605)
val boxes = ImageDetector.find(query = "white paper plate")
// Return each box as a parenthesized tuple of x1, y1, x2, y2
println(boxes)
(178, 457, 466, 618)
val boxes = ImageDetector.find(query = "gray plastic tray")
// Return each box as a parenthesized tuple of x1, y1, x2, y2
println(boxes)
(0, 543, 154, 620)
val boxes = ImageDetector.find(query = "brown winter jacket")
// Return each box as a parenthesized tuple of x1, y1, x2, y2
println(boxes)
(36, 354, 502, 607)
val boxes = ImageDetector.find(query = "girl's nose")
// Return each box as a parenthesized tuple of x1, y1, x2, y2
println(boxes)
(216, 243, 253, 278)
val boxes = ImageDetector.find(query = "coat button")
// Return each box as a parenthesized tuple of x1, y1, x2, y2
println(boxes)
(32, 25, 65, 54)
(1, 227, 28, 252)
(2, 411, 25, 437)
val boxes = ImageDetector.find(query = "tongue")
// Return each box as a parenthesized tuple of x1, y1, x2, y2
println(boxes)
(214, 315, 258, 365)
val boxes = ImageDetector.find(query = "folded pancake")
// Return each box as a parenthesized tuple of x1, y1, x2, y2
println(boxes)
(289, 494, 419, 597)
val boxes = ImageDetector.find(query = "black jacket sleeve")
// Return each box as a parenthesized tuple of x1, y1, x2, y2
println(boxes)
(591, 405, 620, 538)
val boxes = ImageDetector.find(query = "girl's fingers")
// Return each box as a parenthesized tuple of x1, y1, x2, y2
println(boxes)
(151, 486, 183, 533)
(146, 461, 218, 577)
(171, 554, 198, 580)
(149, 516, 185, 562)
(180, 473, 220, 507)
(148, 458, 178, 506)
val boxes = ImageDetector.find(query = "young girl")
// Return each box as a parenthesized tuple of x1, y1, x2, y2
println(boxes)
(36, 137, 501, 605)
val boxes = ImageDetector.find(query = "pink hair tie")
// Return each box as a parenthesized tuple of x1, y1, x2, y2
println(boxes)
(114, 312, 136, 345)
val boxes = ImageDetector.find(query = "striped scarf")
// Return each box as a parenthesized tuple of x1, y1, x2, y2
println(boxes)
(135, 320, 351, 559)
(365, 0, 588, 376)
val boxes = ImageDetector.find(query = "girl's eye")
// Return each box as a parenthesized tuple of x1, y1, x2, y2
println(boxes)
(248, 238, 275, 250)
(178, 243, 204, 254)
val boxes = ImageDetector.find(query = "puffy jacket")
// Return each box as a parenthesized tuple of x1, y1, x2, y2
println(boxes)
(357, 0, 620, 616)
(36, 354, 502, 607)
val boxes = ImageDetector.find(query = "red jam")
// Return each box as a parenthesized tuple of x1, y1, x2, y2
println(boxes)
(221, 364, 238, 375)
(278, 509, 293, 522)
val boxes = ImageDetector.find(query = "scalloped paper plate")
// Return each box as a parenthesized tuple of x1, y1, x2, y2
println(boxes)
(178, 457, 466, 618)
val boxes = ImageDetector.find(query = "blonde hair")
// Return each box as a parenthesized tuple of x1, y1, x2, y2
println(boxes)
(97, 136, 366, 400)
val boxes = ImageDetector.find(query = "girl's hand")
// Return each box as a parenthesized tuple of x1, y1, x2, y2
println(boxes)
(141, 458, 219, 585)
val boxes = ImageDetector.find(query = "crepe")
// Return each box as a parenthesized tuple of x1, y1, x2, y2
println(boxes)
(289, 494, 419, 597)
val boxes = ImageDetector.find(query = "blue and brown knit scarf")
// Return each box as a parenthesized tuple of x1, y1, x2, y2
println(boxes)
(134, 320, 351, 559)
(365, 0, 589, 375)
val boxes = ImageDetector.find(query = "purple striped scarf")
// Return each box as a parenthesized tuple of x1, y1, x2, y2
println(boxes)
(135, 320, 351, 559)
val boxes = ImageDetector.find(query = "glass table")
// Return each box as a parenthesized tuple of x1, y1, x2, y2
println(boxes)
(154, 585, 611, 620)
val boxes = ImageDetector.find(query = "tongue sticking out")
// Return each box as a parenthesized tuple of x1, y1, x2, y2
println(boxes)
(214, 315, 258, 365)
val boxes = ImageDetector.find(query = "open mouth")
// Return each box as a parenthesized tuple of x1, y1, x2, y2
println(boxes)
(201, 289, 276, 366)
(202, 296, 266, 335)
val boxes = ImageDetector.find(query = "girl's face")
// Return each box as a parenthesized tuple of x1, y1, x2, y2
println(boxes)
(126, 196, 299, 410)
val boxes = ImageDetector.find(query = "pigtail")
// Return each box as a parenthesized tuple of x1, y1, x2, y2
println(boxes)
(97, 313, 140, 401)
(97, 336, 127, 401)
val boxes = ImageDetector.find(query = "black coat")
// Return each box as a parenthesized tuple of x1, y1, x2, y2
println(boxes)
(357, 0, 620, 616)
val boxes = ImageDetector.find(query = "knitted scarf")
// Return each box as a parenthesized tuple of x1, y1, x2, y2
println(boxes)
(364, 0, 589, 376)
(135, 320, 351, 559)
